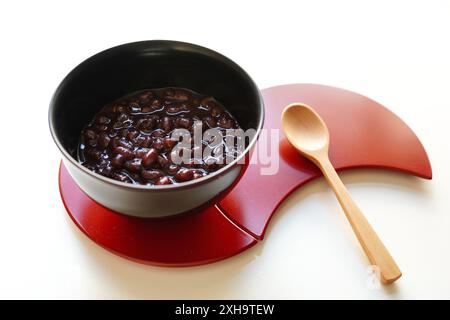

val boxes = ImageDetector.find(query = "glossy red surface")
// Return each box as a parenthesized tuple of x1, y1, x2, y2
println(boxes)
(59, 164, 256, 266)
(59, 83, 432, 266)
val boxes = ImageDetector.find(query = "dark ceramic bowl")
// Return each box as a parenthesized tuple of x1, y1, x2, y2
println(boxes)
(49, 40, 264, 217)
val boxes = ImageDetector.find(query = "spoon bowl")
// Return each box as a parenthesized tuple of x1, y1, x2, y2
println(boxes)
(282, 103, 330, 155)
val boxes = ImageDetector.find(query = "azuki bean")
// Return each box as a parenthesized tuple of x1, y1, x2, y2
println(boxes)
(211, 106, 222, 117)
(84, 129, 97, 141)
(135, 147, 150, 158)
(193, 171, 204, 179)
(85, 148, 101, 161)
(165, 89, 190, 102)
(160, 116, 172, 132)
(163, 137, 177, 150)
(99, 165, 113, 177)
(133, 136, 147, 147)
(127, 129, 139, 140)
(167, 164, 180, 175)
(111, 154, 125, 169)
(113, 146, 134, 160)
(117, 113, 129, 123)
(95, 124, 109, 131)
(142, 148, 158, 168)
(118, 138, 133, 149)
(151, 99, 162, 108)
(111, 172, 130, 182)
(178, 117, 192, 129)
(166, 105, 181, 114)
(124, 158, 142, 173)
(96, 115, 111, 125)
(218, 116, 235, 129)
(175, 168, 194, 182)
(152, 138, 164, 151)
(155, 176, 172, 185)
(141, 169, 163, 181)
(129, 102, 141, 113)
(202, 116, 216, 128)
(137, 118, 155, 132)
(97, 133, 111, 149)
(158, 154, 169, 168)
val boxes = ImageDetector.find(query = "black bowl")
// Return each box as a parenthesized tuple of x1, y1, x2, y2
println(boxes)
(49, 40, 264, 217)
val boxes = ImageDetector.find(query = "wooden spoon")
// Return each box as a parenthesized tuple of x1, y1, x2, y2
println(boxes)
(281, 102, 402, 284)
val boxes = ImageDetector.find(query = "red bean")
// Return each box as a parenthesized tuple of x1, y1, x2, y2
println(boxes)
(99, 165, 113, 177)
(167, 164, 180, 175)
(203, 158, 217, 172)
(151, 129, 165, 138)
(120, 128, 129, 138)
(96, 115, 111, 125)
(135, 147, 150, 158)
(86, 138, 97, 147)
(139, 91, 153, 100)
(84, 129, 97, 141)
(124, 158, 142, 173)
(211, 107, 222, 117)
(129, 102, 141, 113)
(97, 133, 111, 149)
(185, 159, 197, 168)
(167, 105, 181, 114)
(218, 116, 235, 129)
(113, 121, 124, 130)
(114, 105, 126, 113)
(95, 124, 109, 131)
(151, 99, 162, 108)
(141, 105, 152, 113)
(141, 169, 163, 181)
(117, 113, 129, 123)
(163, 137, 177, 150)
(113, 146, 134, 160)
(203, 116, 216, 128)
(165, 89, 190, 102)
(111, 172, 130, 183)
(137, 118, 155, 132)
(85, 148, 101, 161)
(153, 138, 164, 151)
(155, 176, 172, 185)
(142, 148, 158, 167)
(160, 116, 172, 132)
(158, 154, 169, 168)
(175, 168, 194, 182)
(118, 138, 133, 149)
(133, 136, 147, 147)
(127, 129, 139, 140)
(200, 97, 217, 111)
(109, 137, 120, 149)
(111, 154, 125, 169)
(193, 171, 204, 179)
(178, 117, 192, 128)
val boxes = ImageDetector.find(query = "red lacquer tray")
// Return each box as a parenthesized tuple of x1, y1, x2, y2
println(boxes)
(59, 84, 432, 266)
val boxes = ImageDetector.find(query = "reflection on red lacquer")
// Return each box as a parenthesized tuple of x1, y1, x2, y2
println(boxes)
(279, 138, 318, 173)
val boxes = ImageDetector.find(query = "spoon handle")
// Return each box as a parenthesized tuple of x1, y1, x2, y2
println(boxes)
(317, 155, 402, 284)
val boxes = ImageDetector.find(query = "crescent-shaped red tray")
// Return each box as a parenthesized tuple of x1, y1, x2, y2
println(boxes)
(59, 83, 432, 266)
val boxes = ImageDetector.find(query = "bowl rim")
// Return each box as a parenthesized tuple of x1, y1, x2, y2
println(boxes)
(48, 40, 264, 191)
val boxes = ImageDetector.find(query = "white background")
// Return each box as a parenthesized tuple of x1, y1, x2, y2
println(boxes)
(0, 0, 449, 299)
